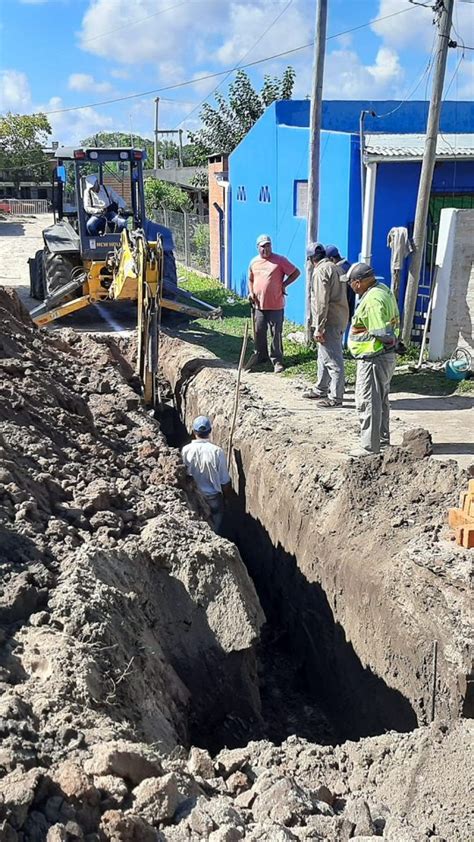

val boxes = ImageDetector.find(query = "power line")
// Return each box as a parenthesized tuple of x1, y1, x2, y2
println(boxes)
(80, 0, 189, 44)
(41, 4, 418, 117)
(374, 31, 438, 119)
(174, 0, 294, 129)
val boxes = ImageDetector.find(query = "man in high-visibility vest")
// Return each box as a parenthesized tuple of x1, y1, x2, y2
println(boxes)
(346, 263, 400, 457)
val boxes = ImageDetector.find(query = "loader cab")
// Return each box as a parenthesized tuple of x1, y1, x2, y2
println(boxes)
(52, 147, 147, 261)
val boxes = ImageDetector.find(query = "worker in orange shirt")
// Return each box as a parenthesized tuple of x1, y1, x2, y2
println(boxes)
(245, 234, 300, 373)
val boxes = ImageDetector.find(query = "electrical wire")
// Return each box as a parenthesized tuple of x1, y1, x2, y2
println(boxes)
(174, 0, 294, 129)
(40, 4, 419, 117)
(373, 31, 438, 120)
(80, 0, 189, 44)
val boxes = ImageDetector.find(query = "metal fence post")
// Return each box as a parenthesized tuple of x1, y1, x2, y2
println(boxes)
(184, 211, 190, 267)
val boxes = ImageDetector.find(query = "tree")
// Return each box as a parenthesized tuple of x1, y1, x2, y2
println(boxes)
(144, 177, 192, 215)
(188, 67, 295, 162)
(81, 131, 154, 161)
(0, 113, 51, 195)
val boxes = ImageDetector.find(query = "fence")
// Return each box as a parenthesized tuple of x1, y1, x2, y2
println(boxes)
(152, 208, 210, 274)
(0, 199, 49, 215)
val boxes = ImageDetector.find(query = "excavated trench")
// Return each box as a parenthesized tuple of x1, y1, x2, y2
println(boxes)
(159, 333, 473, 755)
(161, 403, 417, 751)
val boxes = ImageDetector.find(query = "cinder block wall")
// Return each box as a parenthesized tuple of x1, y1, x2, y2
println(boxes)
(208, 155, 228, 280)
(430, 208, 474, 361)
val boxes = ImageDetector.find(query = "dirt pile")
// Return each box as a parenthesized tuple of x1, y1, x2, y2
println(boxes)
(0, 289, 264, 837)
(1, 720, 472, 840)
(1, 291, 473, 841)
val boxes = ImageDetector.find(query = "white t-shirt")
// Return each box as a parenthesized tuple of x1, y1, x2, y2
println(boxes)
(181, 439, 230, 497)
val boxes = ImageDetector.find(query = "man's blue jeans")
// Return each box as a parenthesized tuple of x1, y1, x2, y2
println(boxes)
(86, 210, 127, 236)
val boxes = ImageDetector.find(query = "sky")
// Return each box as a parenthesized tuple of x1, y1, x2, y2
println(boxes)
(0, 0, 473, 146)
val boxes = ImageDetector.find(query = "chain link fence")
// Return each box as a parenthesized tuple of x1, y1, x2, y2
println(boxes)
(151, 208, 210, 274)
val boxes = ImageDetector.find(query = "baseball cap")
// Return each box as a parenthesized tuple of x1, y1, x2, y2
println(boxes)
(256, 234, 271, 246)
(325, 244, 341, 260)
(192, 415, 212, 434)
(306, 242, 326, 259)
(346, 262, 374, 282)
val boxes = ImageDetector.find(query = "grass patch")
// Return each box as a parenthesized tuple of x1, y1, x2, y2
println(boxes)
(177, 268, 473, 395)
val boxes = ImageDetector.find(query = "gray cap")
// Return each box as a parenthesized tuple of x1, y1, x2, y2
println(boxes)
(306, 241, 326, 260)
(346, 262, 374, 282)
(256, 233, 271, 246)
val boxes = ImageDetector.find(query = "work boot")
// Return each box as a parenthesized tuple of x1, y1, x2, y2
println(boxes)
(302, 388, 327, 400)
(349, 446, 377, 458)
(273, 362, 285, 373)
(318, 398, 343, 408)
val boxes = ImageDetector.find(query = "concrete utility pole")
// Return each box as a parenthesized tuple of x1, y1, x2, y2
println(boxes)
(153, 97, 160, 173)
(305, 0, 328, 343)
(402, 0, 454, 346)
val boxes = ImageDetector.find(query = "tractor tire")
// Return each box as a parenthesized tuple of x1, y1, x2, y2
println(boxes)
(43, 249, 81, 295)
(29, 249, 45, 300)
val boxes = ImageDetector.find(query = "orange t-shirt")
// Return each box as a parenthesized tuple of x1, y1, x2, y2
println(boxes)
(248, 253, 297, 310)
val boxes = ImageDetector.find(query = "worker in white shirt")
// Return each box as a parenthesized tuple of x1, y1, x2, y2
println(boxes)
(181, 416, 231, 534)
(83, 175, 128, 236)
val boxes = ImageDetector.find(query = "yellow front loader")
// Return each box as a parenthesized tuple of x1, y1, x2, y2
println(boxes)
(29, 146, 220, 409)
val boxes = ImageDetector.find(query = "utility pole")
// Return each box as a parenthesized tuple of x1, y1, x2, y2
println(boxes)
(402, 0, 454, 346)
(305, 0, 328, 343)
(153, 97, 160, 173)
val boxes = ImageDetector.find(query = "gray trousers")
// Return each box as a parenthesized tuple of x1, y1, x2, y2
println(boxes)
(315, 325, 345, 402)
(355, 353, 396, 453)
(254, 309, 284, 365)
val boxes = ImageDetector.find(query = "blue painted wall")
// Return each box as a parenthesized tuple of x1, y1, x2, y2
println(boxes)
(229, 100, 474, 326)
(230, 107, 277, 298)
(274, 99, 474, 134)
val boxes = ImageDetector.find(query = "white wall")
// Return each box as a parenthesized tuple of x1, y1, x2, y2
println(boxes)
(429, 208, 474, 361)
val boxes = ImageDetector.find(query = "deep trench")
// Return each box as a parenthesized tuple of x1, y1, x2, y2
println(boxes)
(160, 399, 418, 753)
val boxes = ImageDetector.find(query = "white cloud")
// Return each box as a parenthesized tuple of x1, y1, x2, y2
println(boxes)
(77, 0, 222, 69)
(110, 68, 130, 79)
(323, 46, 404, 99)
(0, 70, 32, 111)
(452, 56, 474, 101)
(68, 73, 113, 94)
(0, 69, 114, 145)
(214, 0, 308, 66)
(371, 0, 474, 52)
(44, 97, 114, 145)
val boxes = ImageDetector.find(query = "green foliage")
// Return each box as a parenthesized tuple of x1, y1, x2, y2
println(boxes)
(177, 269, 472, 395)
(144, 177, 192, 214)
(188, 67, 296, 162)
(81, 130, 154, 161)
(192, 224, 210, 269)
(189, 169, 208, 189)
(0, 112, 51, 192)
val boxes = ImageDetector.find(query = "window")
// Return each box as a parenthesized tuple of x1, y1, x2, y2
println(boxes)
(37, 188, 47, 199)
(294, 180, 308, 217)
(258, 185, 271, 203)
(236, 186, 247, 201)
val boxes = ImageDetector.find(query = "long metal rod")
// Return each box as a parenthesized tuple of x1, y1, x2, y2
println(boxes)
(431, 639, 438, 722)
(305, 0, 328, 343)
(153, 97, 160, 173)
(402, 0, 454, 345)
(227, 321, 249, 468)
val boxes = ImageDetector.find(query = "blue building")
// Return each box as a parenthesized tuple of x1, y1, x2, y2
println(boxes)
(228, 100, 474, 330)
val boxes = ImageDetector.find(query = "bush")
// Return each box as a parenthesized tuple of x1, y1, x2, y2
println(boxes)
(192, 223, 210, 270)
(144, 177, 192, 215)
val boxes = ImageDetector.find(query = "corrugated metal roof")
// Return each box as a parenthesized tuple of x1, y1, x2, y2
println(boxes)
(364, 133, 474, 160)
